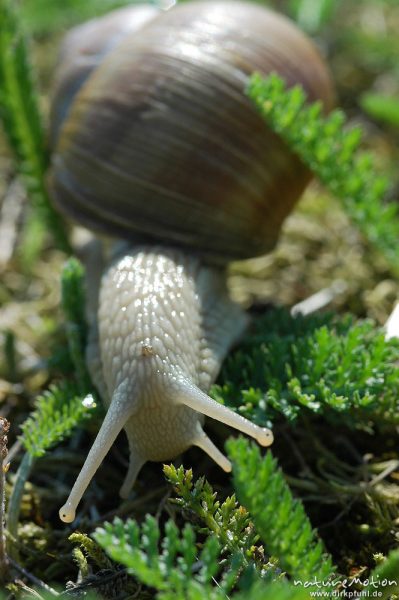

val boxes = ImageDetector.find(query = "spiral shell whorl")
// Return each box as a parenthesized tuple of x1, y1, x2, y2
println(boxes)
(49, 4, 159, 147)
(50, 1, 334, 264)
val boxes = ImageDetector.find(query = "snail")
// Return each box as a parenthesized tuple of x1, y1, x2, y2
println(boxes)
(48, 1, 334, 523)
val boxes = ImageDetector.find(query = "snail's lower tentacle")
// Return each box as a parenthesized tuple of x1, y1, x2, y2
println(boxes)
(192, 423, 231, 472)
(59, 380, 134, 523)
(119, 449, 144, 499)
(175, 378, 274, 448)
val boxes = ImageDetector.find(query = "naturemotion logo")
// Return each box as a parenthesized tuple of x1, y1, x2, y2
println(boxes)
(293, 574, 398, 598)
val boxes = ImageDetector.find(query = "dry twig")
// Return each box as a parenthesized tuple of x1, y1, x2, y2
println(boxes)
(0, 417, 10, 582)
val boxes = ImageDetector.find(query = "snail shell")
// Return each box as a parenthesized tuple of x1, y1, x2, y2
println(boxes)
(50, 0, 334, 264)
(50, 5, 159, 147)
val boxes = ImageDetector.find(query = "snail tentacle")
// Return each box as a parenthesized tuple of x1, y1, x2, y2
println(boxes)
(59, 380, 134, 523)
(174, 377, 274, 448)
(192, 422, 232, 473)
(119, 450, 144, 499)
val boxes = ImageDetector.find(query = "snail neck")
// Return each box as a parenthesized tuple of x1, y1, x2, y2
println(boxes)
(97, 243, 243, 396)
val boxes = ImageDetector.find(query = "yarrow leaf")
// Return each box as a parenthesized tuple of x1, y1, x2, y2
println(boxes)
(247, 73, 399, 275)
(94, 515, 231, 597)
(0, 0, 70, 252)
(163, 464, 278, 579)
(227, 438, 335, 582)
(20, 381, 94, 457)
(212, 308, 399, 430)
(61, 257, 92, 393)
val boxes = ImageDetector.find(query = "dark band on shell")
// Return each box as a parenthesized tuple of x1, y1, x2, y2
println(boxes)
(50, 1, 334, 263)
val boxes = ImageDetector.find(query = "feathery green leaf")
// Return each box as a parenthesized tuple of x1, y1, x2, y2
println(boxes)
(247, 73, 399, 275)
(20, 381, 94, 457)
(212, 308, 399, 430)
(234, 581, 314, 600)
(163, 464, 278, 579)
(227, 438, 335, 582)
(61, 257, 92, 393)
(94, 515, 231, 596)
(69, 532, 113, 570)
(0, 0, 70, 252)
(366, 550, 399, 598)
(361, 92, 399, 128)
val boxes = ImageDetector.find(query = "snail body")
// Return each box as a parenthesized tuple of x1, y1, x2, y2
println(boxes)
(51, 1, 334, 523)
(61, 245, 268, 522)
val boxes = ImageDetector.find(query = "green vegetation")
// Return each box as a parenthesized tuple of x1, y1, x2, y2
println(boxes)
(212, 310, 399, 429)
(248, 72, 399, 274)
(228, 439, 334, 581)
(361, 92, 399, 128)
(0, 0, 70, 253)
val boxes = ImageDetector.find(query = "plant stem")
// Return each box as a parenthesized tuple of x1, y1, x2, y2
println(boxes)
(0, 417, 10, 582)
(8, 557, 59, 596)
(0, 0, 71, 254)
(7, 452, 35, 560)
